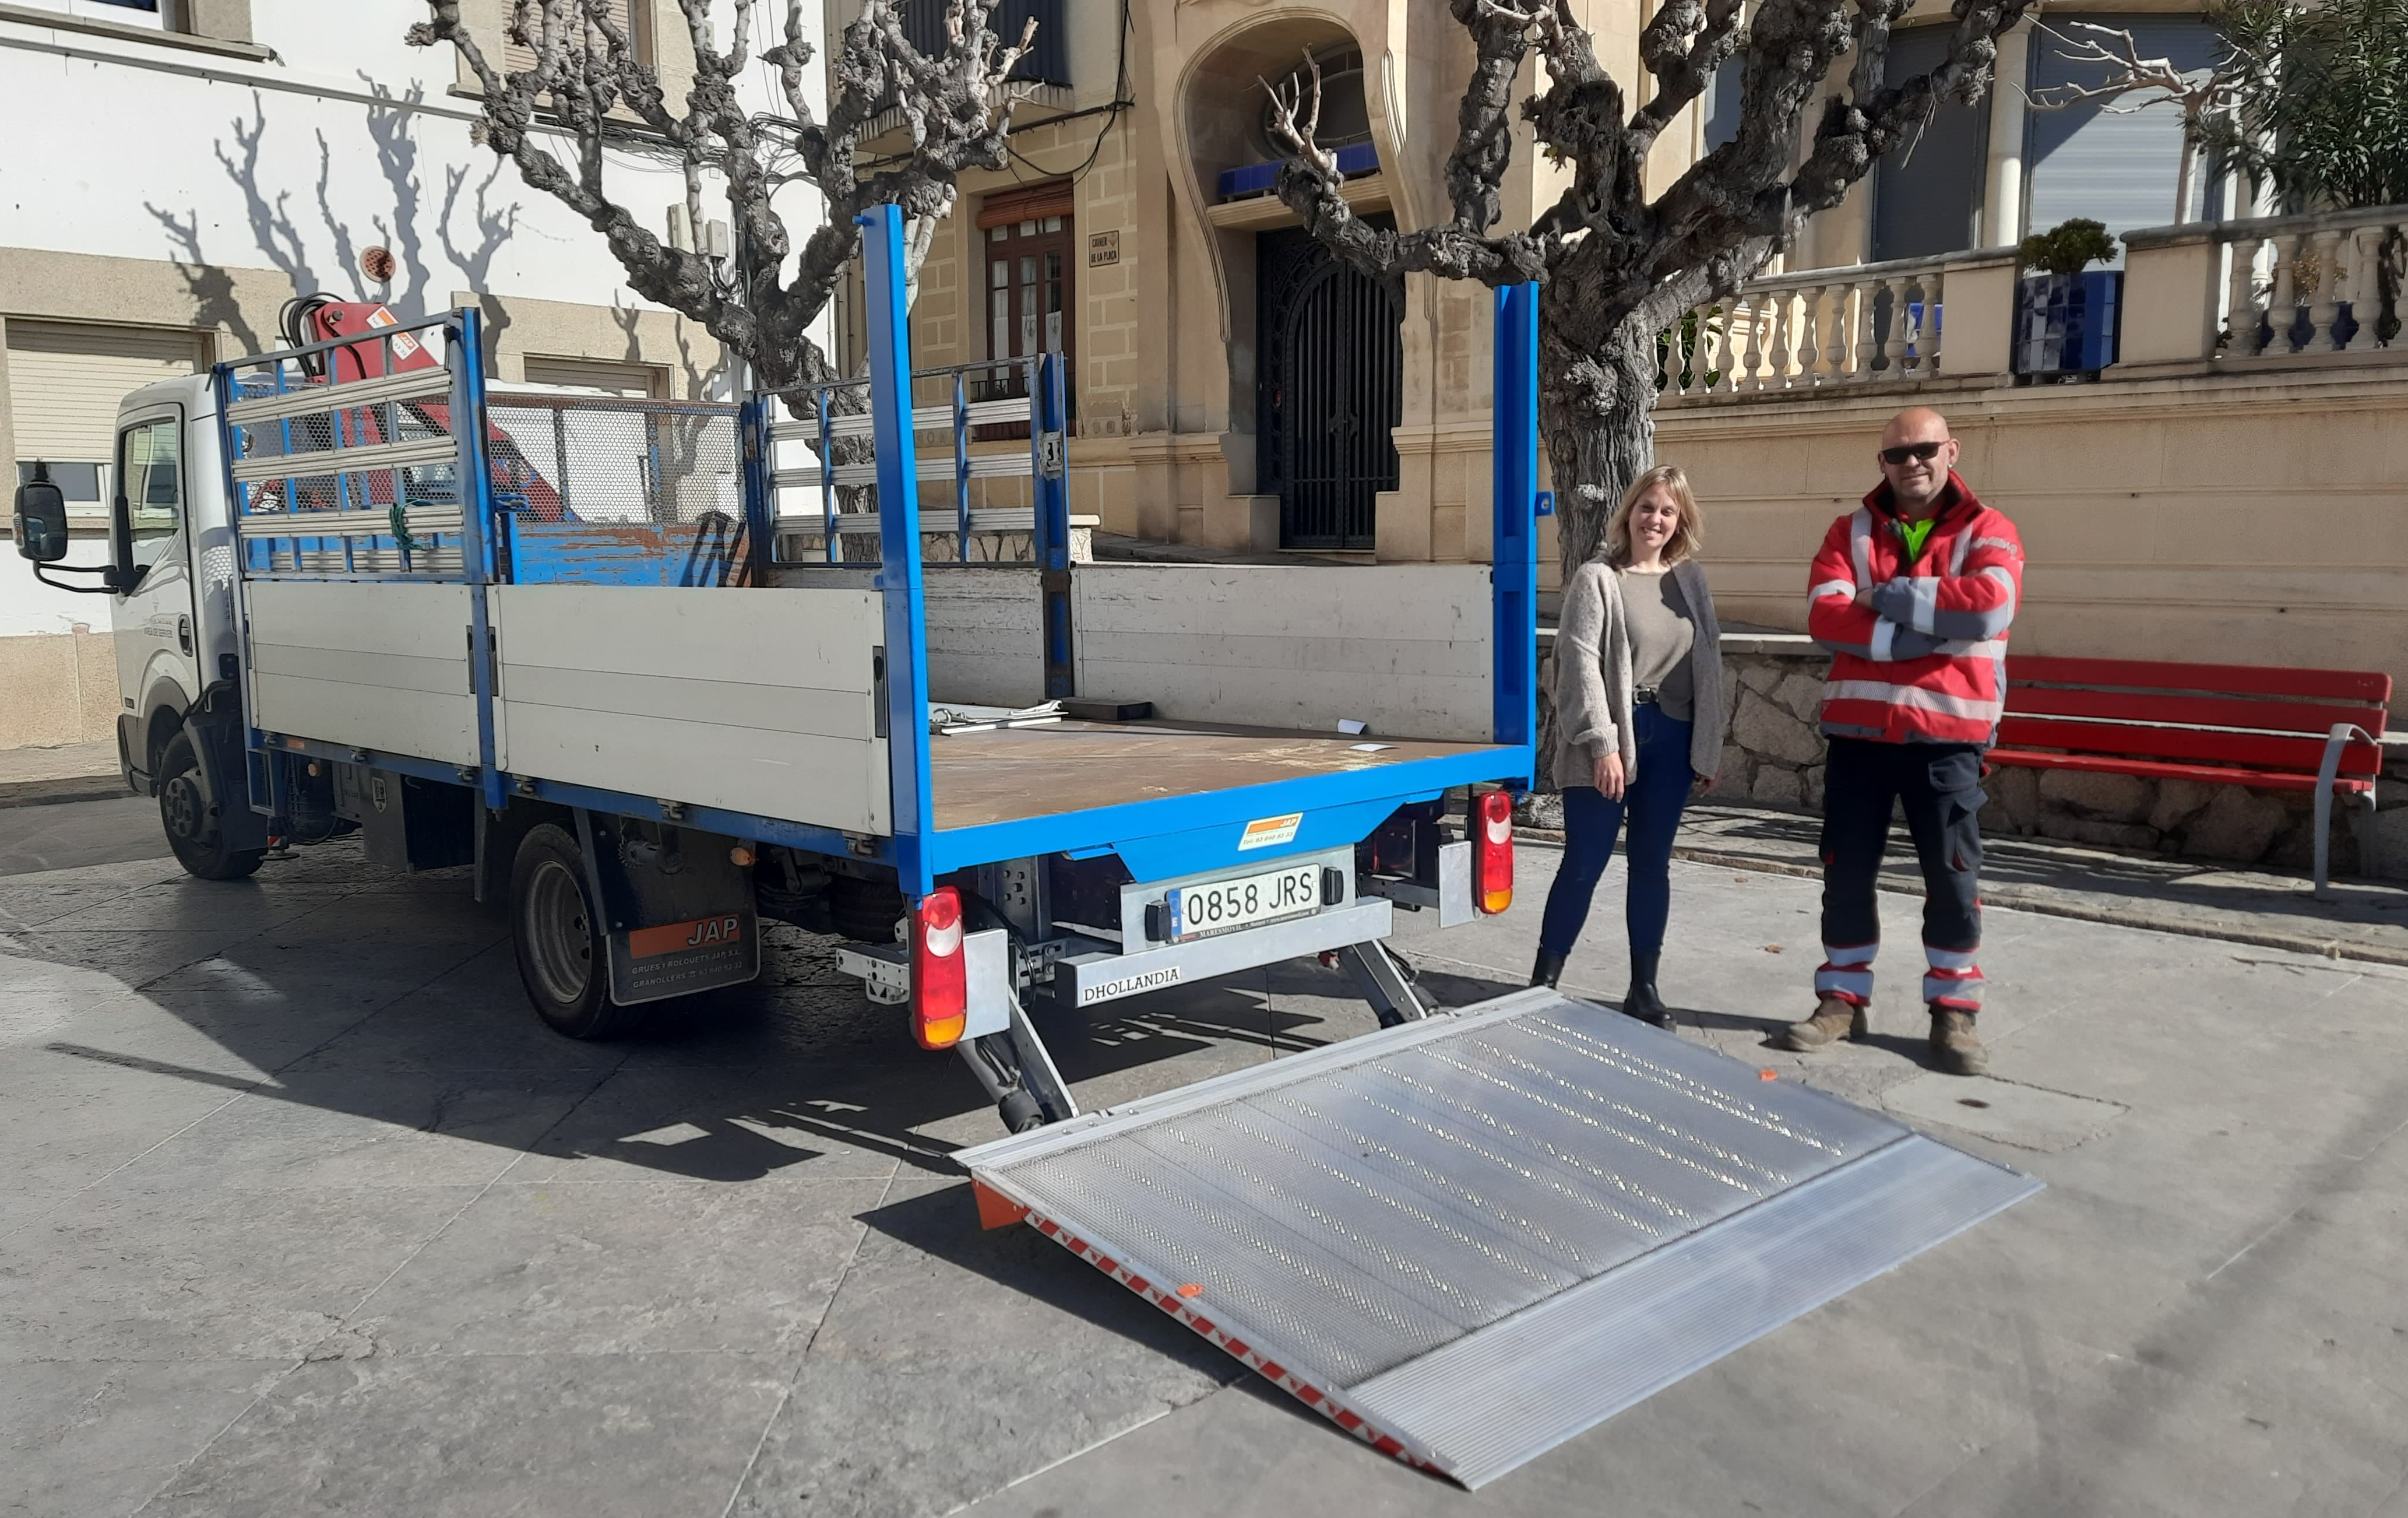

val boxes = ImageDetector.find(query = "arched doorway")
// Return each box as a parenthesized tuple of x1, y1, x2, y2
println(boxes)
(1256, 218, 1400, 552)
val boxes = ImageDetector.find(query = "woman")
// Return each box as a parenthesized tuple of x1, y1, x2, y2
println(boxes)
(1532, 463, 1726, 1026)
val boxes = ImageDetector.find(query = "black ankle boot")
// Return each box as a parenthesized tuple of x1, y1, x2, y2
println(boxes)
(1530, 950, 1566, 989)
(1622, 953, 1673, 1028)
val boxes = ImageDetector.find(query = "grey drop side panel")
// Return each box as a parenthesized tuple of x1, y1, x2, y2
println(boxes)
(963, 990, 2039, 1488)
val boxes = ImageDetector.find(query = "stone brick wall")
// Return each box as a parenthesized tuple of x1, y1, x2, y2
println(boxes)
(1547, 630, 2408, 882)
(0, 631, 118, 751)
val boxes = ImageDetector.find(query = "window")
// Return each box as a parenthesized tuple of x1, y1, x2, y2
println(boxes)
(502, 0, 653, 73)
(1869, 27, 1992, 261)
(900, 0, 1066, 87)
(1702, 58, 1744, 152)
(978, 185, 1077, 425)
(2025, 16, 2225, 256)
(115, 416, 182, 570)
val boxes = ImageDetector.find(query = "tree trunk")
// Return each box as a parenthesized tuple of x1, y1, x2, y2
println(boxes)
(1528, 307, 1660, 793)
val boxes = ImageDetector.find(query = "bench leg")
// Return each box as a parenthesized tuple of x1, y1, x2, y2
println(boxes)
(2353, 790, 2379, 880)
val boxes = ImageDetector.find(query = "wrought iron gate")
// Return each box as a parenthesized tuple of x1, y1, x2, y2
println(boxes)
(1257, 223, 1401, 552)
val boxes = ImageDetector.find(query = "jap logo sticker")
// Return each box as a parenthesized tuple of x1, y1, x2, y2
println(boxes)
(1238, 813, 1302, 852)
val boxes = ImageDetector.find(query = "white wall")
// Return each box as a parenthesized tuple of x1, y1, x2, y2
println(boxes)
(0, 1, 829, 333)
(0, 0, 830, 646)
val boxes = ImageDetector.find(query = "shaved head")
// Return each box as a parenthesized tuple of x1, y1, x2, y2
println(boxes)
(1882, 407, 1953, 448)
(1876, 407, 1960, 515)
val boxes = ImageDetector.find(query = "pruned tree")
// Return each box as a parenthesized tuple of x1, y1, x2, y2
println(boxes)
(2021, 20, 2256, 226)
(1263, 0, 2037, 576)
(409, 0, 1038, 396)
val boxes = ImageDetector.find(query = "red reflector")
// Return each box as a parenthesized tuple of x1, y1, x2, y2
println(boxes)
(1474, 790, 1514, 914)
(971, 1179, 1028, 1230)
(911, 886, 967, 1049)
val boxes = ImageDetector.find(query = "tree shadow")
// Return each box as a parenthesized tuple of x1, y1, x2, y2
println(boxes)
(143, 80, 524, 347)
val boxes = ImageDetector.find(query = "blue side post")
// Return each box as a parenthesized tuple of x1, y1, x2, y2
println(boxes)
(1032, 353, 1075, 699)
(1491, 283, 1539, 778)
(860, 205, 935, 898)
(450, 306, 508, 810)
(738, 396, 774, 584)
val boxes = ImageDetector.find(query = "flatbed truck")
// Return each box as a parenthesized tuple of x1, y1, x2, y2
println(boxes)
(10, 205, 2041, 1484)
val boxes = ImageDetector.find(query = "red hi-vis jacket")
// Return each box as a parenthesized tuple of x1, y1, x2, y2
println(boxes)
(1807, 473, 2025, 746)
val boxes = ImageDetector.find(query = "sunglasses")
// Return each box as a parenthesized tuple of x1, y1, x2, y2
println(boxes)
(1880, 441, 1946, 466)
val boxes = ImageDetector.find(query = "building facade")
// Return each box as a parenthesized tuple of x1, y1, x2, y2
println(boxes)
(831, 0, 2404, 693)
(0, 0, 818, 747)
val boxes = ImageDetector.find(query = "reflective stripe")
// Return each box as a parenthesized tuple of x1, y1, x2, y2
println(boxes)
(1951, 527, 1973, 575)
(1924, 944, 1980, 971)
(1811, 578, 1856, 601)
(1870, 619, 1897, 662)
(1924, 974, 1986, 1007)
(1823, 942, 1879, 967)
(1823, 681, 2005, 722)
(1815, 967, 1875, 999)
(1909, 577, 1940, 634)
(1935, 637, 2009, 659)
(1849, 508, 1872, 589)
(1978, 563, 2019, 618)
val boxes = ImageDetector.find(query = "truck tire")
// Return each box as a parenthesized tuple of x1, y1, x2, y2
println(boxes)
(511, 823, 641, 1039)
(157, 733, 265, 882)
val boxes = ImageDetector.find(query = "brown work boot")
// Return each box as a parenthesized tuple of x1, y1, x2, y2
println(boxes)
(1931, 1007, 1988, 1076)
(1777, 995, 1867, 1052)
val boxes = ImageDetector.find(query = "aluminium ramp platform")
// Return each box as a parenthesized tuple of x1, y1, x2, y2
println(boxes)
(959, 987, 2040, 1489)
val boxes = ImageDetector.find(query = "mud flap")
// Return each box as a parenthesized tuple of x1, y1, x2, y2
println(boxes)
(572, 810, 761, 1006)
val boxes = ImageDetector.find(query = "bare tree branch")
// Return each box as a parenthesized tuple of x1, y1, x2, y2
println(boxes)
(410, 0, 1038, 395)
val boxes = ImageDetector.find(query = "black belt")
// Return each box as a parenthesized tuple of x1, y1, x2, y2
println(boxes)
(1634, 686, 1660, 706)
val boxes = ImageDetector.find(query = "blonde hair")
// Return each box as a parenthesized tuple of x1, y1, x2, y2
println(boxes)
(1604, 463, 1705, 567)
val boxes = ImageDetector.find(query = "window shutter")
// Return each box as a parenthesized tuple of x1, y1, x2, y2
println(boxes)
(2025, 16, 2224, 255)
(5, 321, 206, 508)
(502, 0, 650, 76)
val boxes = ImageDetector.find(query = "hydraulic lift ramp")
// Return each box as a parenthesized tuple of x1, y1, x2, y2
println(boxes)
(960, 988, 2040, 1488)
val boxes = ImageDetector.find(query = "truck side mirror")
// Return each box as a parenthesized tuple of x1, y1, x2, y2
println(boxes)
(13, 472, 69, 563)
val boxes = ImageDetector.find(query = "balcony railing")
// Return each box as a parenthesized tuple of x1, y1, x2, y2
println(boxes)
(1656, 204, 2405, 403)
(1659, 254, 1951, 399)
(2216, 206, 2405, 360)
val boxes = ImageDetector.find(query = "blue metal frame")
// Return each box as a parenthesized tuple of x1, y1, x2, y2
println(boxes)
(1492, 283, 1540, 767)
(209, 210, 1538, 895)
(858, 204, 938, 899)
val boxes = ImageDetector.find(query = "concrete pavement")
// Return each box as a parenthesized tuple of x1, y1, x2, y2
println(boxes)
(2, 803, 2405, 1516)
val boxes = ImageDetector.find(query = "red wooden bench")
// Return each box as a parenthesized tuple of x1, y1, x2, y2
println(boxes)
(1991, 656, 2391, 897)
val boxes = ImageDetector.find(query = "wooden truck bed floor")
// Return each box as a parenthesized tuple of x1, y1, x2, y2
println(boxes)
(928, 721, 1507, 830)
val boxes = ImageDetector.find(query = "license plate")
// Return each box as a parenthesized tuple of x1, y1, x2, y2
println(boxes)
(1164, 863, 1322, 941)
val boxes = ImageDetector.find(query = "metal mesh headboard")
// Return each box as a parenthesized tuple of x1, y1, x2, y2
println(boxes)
(484, 394, 744, 527)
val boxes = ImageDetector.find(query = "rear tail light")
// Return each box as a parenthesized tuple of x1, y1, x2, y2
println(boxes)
(911, 886, 967, 1049)
(1474, 790, 1513, 915)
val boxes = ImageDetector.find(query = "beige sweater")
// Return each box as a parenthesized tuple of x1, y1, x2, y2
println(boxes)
(1550, 557, 1727, 792)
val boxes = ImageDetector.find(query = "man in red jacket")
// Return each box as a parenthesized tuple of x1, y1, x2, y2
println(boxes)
(1780, 407, 2023, 1076)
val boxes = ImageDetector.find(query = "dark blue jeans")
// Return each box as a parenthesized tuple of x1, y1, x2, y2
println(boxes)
(1539, 704, 1695, 959)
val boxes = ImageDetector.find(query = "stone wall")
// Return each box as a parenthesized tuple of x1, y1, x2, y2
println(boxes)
(0, 631, 119, 750)
(1702, 634, 2408, 881)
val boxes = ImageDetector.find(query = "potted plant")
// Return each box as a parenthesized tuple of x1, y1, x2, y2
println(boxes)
(2014, 219, 2124, 377)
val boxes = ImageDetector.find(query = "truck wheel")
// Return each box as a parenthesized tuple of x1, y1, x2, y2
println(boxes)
(157, 733, 265, 882)
(511, 823, 640, 1039)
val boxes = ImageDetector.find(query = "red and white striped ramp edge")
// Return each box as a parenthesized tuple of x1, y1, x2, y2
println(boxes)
(959, 988, 2040, 1489)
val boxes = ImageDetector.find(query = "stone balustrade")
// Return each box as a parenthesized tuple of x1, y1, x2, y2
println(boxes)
(1663, 208, 2405, 396)
(1658, 255, 1951, 399)
(2213, 206, 2405, 360)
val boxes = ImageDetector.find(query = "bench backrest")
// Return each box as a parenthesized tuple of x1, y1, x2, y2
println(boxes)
(2001, 656, 2392, 781)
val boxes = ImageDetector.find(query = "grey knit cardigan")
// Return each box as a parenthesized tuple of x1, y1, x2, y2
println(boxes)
(1550, 557, 1727, 792)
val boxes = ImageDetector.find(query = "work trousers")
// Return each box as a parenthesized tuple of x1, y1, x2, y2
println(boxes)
(1815, 736, 1986, 1011)
(1539, 704, 1694, 960)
